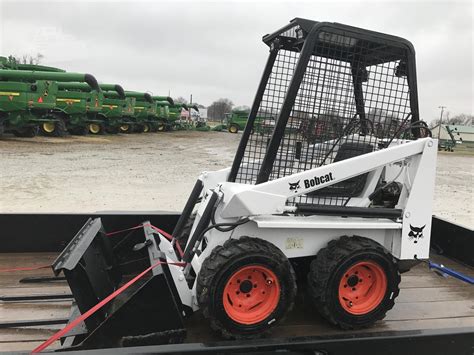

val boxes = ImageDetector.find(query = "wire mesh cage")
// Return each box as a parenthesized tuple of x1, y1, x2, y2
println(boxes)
(231, 19, 420, 207)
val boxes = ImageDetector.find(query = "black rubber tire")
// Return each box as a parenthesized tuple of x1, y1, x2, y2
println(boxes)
(40, 116, 68, 137)
(307, 236, 400, 330)
(197, 237, 296, 339)
(0, 122, 4, 137)
(174, 213, 196, 251)
(157, 122, 166, 132)
(228, 124, 239, 134)
(119, 124, 133, 134)
(54, 119, 68, 137)
(142, 123, 151, 133)
(89, 123, 107, 135)
(13, 126, 39, 138)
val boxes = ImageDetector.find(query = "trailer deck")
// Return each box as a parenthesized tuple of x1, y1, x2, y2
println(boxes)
(1, 251, 473, 352)
(0, 213, 472, 353)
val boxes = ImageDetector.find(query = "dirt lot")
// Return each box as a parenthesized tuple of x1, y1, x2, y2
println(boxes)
(0, 131, 472, 228)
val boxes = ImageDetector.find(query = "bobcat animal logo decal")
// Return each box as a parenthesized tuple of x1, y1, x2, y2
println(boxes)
(288, 180, 300, 193)
(408, 224, 426, 243)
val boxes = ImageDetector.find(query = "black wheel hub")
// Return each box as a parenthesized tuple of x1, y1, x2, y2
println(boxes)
(347, 275, 359, 287)
(239, 279, 253, 293)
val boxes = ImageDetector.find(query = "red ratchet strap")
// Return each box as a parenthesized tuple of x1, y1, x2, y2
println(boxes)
(31, 259, 186, 353)
(105, 222, 184, 258)
(1, 224, 182, 273)
(147, 224, 184, 258)
(105, 224, 144, 237)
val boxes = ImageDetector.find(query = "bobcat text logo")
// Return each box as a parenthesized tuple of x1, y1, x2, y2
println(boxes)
(408, 224, 426, 243)
(288, 180, 300, 193)
(304, 172, 334, 189)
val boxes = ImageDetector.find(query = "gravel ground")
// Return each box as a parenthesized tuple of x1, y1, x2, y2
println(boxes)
(0, 131, 472, 228)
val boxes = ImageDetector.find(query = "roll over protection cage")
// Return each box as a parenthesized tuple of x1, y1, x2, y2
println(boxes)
(227, 18, 421, 208)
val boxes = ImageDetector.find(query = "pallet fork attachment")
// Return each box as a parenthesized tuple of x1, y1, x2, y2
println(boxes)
(52, 218, 186, 350)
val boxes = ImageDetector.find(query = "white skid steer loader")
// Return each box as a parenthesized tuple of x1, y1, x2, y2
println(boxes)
(159, 18, 436, 339)
(53, 18, 438, 348)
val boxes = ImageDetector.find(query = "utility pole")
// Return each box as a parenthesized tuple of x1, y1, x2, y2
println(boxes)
(437, 106, 446, 139)
(188, 94, 194, 122)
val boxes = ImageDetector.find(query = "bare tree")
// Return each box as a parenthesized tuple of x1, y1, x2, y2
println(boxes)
(174, 96, 188, 105)
(207, 98, 234, 120)
(430, 112, 473, 128)
(449, 113, 473, 126)
(16, 53, 44, 65)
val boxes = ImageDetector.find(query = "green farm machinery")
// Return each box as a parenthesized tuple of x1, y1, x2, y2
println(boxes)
(168, 103, 186, 129)
(152, 96, 174, 131)
(225, 110, 249, 133)
(224, 110, 271, 134)
(0, 69, 99, 137)
(55, 82, 104, 135)
(125, 91, 159, 133)
(99, 84, 134, 134)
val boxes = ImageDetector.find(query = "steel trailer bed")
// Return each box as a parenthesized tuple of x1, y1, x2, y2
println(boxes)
(0, 213, 472, 354)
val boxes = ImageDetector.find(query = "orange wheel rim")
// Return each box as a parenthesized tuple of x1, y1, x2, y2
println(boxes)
(338, 261, 387, 315)
(223, 265, 280, 325)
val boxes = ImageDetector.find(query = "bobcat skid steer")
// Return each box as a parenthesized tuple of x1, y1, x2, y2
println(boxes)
(52, 18, 438, 349)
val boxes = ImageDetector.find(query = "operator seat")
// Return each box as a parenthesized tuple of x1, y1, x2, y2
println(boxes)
(308, 142, 373, 197)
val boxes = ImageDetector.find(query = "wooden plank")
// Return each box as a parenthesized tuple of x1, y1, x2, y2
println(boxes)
(0, 286, 70, 296)
(271, 317, 474, 338)
(400, 274, 472, 288)
(0, 252, 472, 352)
(0, 328, 58, 342)
(385, 300, 474, 321)
(0, 302, 71, 322)
(396, 286, 474, 303)
(0, 339, 60, 352)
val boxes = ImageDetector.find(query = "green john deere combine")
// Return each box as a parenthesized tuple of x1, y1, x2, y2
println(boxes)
(168, 103, 183, 123)
(225, 110, 249, 133)
(98, 84, 134, 134)
(125, 91, 158, 133)
(223, 110, 270, 134)
(55, 82, 104, 135)
(0, 69, 99, 137)
(0, 57, 102, 136)
(152, 96, 174, 131)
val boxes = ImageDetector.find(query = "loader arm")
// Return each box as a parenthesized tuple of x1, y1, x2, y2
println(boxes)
(220, 137, 436, 218)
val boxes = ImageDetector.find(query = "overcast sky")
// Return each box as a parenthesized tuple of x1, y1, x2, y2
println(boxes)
(0, 0, 472, 122)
